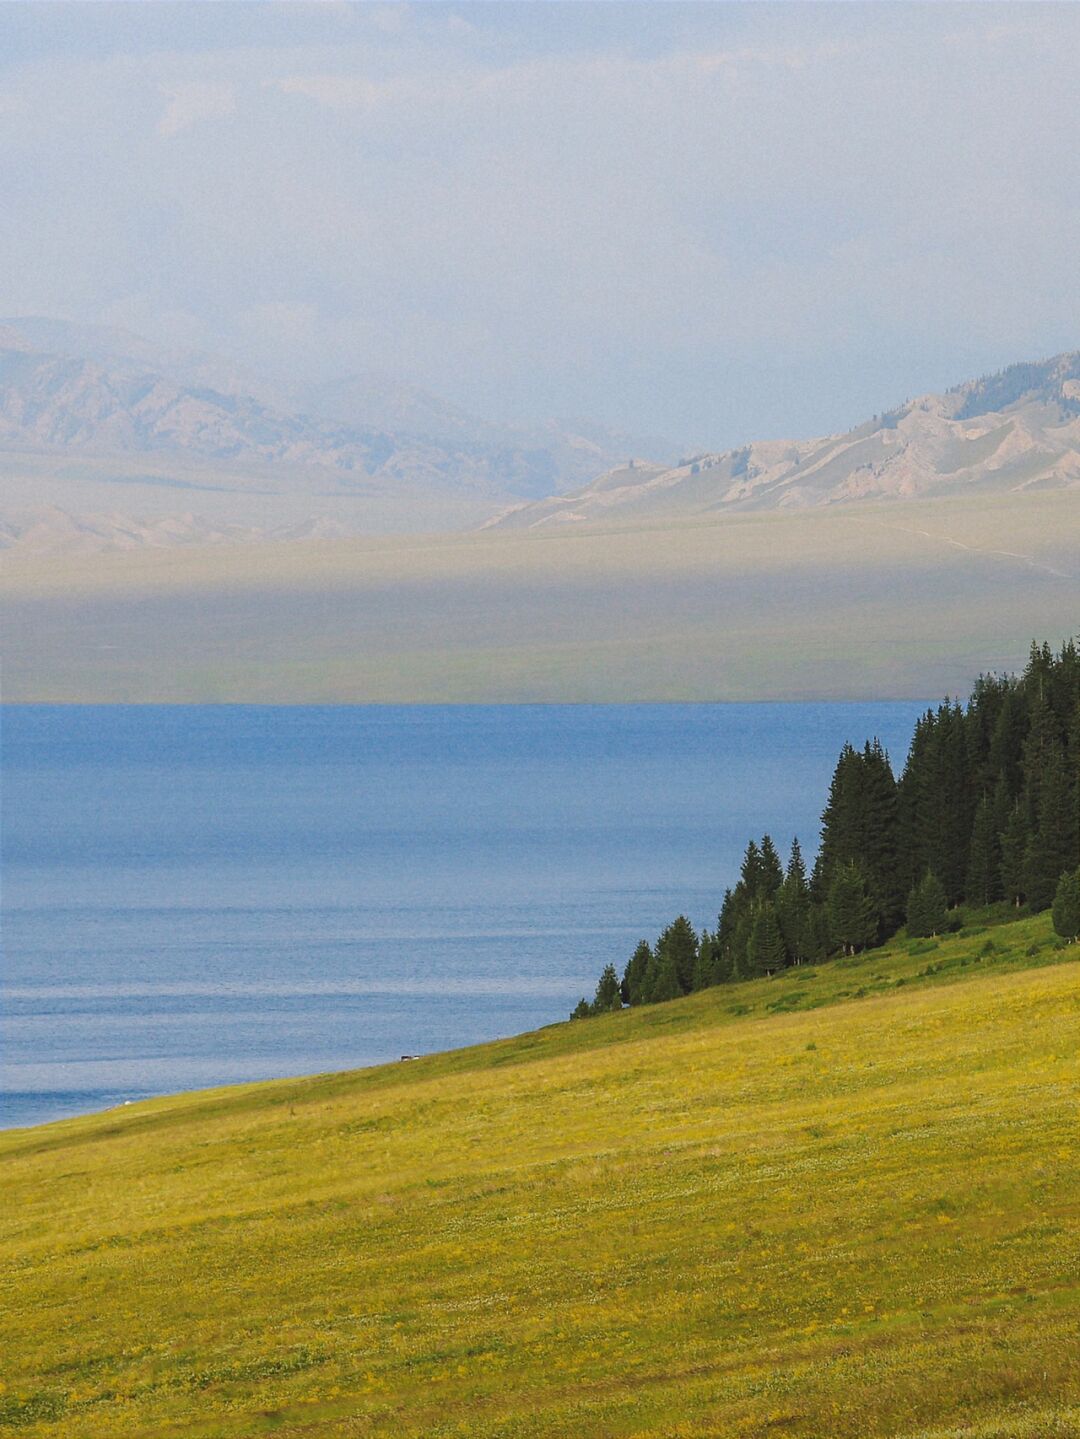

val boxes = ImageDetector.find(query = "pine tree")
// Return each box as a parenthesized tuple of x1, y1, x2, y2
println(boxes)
(570, 997, 593, 1020)
(739, 840, 764, 900)
(657, 915, 697, 994)
(898, 703, 973, 905)
(1000, 805, 1029, 907)
(906, 871, 948, 938)
(643, 950, 681, 1003)
(732, 909, 753, 978)
(759, 834, 784, 898)
(778, 836, 812, 963)
(1070, 701, 1080, 873)
(593, 963, 622, 1012)
(747, 902, 786, 976)
(690, 948, 712, 992)
(986, 681, 1027, 800)
(691, 930, 721, 991)
(806, 903, 831, 962)
(816, 740, 902, 932)
(1023, 741, 1077, 911)
(826, 861, 876, 955)
(965, 792, 1001, 907)
(1051, 868, 1080, 942)
(621, 940, 653, 1006)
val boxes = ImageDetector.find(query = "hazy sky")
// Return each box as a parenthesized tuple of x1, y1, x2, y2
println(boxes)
(2, 2, 1079, 446)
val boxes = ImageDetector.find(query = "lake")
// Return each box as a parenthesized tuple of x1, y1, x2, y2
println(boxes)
(1, 703, 927, 1128)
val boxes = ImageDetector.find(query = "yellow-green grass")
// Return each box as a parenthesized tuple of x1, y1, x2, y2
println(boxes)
(2, 913, 1079, 1438)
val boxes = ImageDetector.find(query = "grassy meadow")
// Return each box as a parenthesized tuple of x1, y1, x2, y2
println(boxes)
(2, 911, 1079, 1436)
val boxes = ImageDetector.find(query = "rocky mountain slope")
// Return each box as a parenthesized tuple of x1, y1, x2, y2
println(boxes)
(0, 319, 673, 546)
(486, 353, 1080, 529)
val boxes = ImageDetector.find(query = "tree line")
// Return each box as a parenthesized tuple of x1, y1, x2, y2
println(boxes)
(573, 639, 1080, 1018)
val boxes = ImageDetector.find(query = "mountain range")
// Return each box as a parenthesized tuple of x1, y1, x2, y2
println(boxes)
(487, 353, 1080, 529)
(3, 321, 1080, 550)
(0, 318, 674, 546)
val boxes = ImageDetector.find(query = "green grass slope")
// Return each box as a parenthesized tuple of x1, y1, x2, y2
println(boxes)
(2, 914, 1079, 1438)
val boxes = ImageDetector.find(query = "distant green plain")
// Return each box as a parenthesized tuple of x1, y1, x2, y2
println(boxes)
(4, 491, 1079, 701)
(3, 912, 1078, 1437)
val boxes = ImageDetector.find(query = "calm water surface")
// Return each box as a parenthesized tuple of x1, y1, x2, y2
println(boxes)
(1, 704, 926, 1128)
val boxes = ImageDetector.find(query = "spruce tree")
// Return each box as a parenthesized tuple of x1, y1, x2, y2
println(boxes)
(1000, 804, 1029, 907)
(759, 834, 784, 898)
(986, 681, 1027, 800)
(691, 930, 721, 991)
(1023, 741, 1077, 911)
(690, 948, 712, 992)
(657, 915, 697, 994)
(644, 950, 681, 1003)
(778, 837, 812, 963)
(826, 862, 876, 955)
(898, 703, 971, 905)
(806, 904, 831, 963)
(739, 840, 765, 900)
(622, 940, 653, 1006)
(1051, 868, 1080, 942)
(747, 902, 786, 976)
(593, 963, 622, 1012)
(965, 793, 1001, 907)
(816, 740, 902, 933)
(906, 871, 948, 938)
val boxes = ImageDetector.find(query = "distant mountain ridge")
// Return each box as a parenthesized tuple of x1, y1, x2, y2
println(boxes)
(486, 352, 1080, 530)
(0, 318, 677, 546)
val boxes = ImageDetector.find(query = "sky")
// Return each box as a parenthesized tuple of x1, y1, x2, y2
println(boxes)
(2, 2, 1080, 448)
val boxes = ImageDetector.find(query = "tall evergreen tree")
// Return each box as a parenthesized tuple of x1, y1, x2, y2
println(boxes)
(642, 949, 681, 1004)
(758, 834, 784, 899)
(906, 871, 948, 938)
(1051, 868, 1080, 942)
(816, 740, 902, 931)
(999, 805, 1029, 907)
(691, 930, 722, 991)
(747, 902, 786, 976)
(622, 940, 653, 1006)
(1023, 741, 1077, 911)
(806, 903, 831, 963)
(656, 915, 697, 994)
(593, 964, 622, 1012)
(739, 840, 765, 900)
(716, 889, 741, 977)
(827, 861, 876, 955)
(985, 680, 1027, 801)
(965, 791, 1002, 907)
(899, 703, 972, 905)
(778, 837, 812, 964)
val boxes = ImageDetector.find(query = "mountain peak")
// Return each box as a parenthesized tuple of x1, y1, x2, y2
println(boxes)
(485, 350, 1080, 530)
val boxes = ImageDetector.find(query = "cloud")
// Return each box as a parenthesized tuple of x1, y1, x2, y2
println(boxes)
(157, 80, 236, 138)
(273, 72, 418, 113)
(1, 6, 1079, 444)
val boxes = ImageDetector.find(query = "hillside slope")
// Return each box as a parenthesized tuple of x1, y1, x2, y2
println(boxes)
(488, 353, 1080, 529)
(2, 915, 1078, 1438)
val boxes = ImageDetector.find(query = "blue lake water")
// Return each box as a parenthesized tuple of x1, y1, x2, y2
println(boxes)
(1, 703, 927, 1129)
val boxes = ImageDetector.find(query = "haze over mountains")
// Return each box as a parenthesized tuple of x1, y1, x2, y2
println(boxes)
(3, 320, 1080, 551)
(488, 354, 1080, 530)
(0, 318, 674, 547)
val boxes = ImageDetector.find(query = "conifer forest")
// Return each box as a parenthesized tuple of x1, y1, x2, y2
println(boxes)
(576, 639, 1080, 1016)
